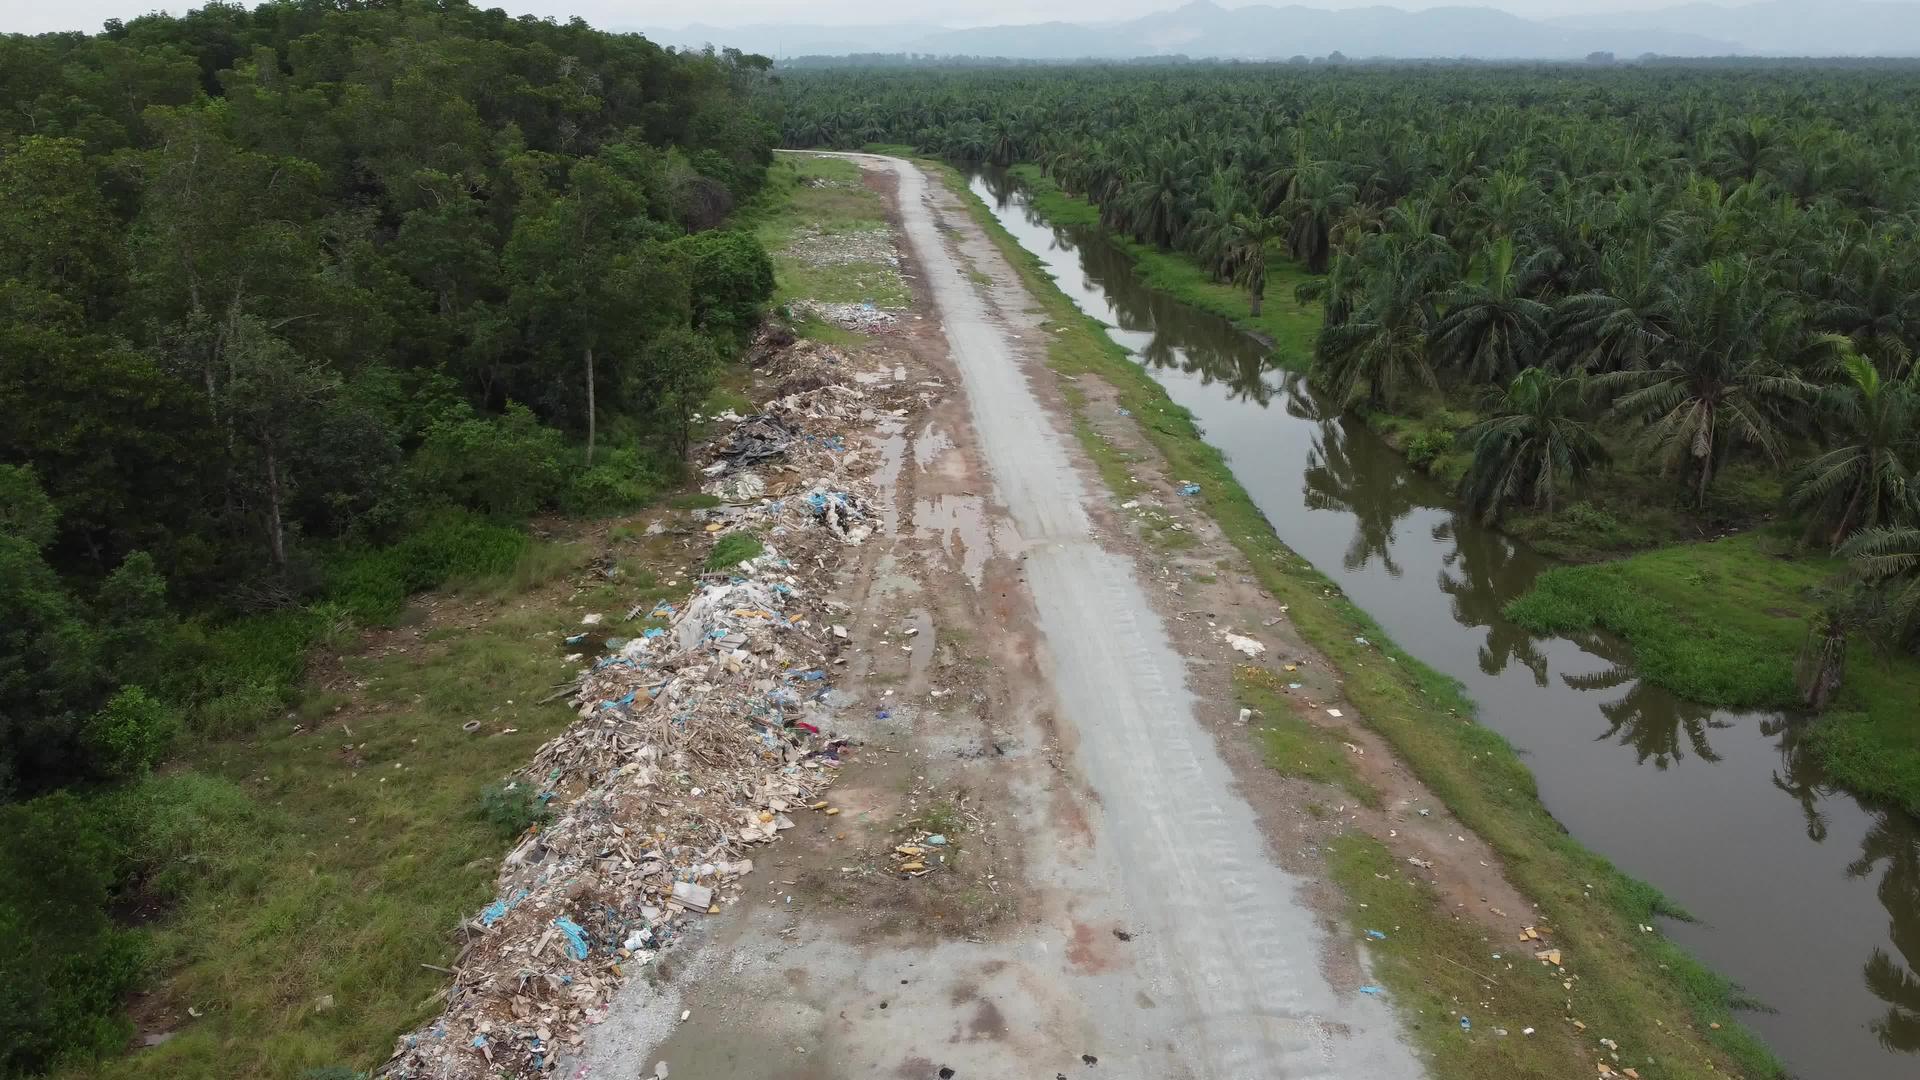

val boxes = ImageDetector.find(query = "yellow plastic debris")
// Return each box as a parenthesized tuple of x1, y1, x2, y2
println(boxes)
(825, 807, 840, 816)
(899, 861, 926, 872)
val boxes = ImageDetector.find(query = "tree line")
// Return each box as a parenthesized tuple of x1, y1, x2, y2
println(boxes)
(0, 2, 776, 1070)
(779, 63, 1920, 657)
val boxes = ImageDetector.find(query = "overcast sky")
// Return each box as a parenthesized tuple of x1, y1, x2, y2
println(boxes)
(0, 0, 1808, 36)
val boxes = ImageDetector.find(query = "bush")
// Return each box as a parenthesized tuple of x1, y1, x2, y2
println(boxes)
(476, 781, 547, 839)
(328, 511, 529, 624)
(671, 230, 775, 344)
(82, 686, 179, 778)
(1402, 428, 1454, 470)
(0, 792, 144, 1077)
(559, 446, 667, 516)
(406, 403, 567, 520)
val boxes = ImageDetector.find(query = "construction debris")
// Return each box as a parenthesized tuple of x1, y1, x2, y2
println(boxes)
(381, 319, 943, 1080)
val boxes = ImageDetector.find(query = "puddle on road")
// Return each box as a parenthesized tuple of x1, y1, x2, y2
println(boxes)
(915, 494, 993, 589)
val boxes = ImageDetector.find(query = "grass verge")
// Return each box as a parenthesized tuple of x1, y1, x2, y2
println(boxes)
(1237, 666, 1379, 807)
(1509, 532, 1920, 814)
(1007, 163, 1321, 366)
(933, 156, 1781, 1080)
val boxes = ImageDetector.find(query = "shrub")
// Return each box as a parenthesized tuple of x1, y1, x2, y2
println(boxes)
(1402, 428, 1454, 470)
(0, 791, 144, 1077)
(407, 403, 567, 520)
(476, 781, 547, 839)
(82, 686, 179, 778)
(329, 511, 528, 624)
(559, 446, 666, 516)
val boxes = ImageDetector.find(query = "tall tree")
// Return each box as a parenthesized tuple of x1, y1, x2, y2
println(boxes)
(1458, 368, 1607, 522)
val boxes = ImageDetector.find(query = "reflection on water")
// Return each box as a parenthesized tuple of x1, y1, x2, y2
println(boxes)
(966, 167, 1920, 1077)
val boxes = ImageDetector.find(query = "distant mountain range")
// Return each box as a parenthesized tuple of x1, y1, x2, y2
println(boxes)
(642, 0, 1920, 60)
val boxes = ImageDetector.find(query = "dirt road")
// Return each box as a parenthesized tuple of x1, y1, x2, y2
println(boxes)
(564, 155, 1424, 1080)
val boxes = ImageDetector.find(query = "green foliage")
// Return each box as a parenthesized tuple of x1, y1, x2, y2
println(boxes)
(672, 229, 776, 344)
(705, 532, 766, 570)
(559, 446, 668, 517)
(0, 792, 144, 1077)
(327, 513, 529, 626)
(407, 404, 567, 520)
(476, 782, 547, 840)
(82, 687, 180, 779)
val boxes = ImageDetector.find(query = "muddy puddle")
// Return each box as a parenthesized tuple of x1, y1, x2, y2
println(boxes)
(967, 166, 1920, 1079)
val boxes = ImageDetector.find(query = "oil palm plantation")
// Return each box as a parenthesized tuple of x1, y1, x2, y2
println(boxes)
(1458, 368, 1607, 523)
(1841, 525, 1920, 649)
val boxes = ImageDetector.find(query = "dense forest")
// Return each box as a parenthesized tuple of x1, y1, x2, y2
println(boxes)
(781, 64, 1920, 659)
(0, 1, 776, 1072)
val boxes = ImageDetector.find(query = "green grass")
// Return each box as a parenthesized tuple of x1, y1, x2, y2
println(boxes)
(755, 154, 909, 312)
(71, 552, 598, 1080)
(1237, 667, 1379, 807)
(935, 157, 1780, 1080)
(1328, 835, 1631, 1078)
(704, 531, 765, 570)
(1508, 531, 1920, 813)
(1008, 164, 1321, 366)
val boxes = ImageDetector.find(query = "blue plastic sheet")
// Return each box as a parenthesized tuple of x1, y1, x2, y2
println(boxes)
(552, 916, 589, 960)
(478, 888, 527, 928)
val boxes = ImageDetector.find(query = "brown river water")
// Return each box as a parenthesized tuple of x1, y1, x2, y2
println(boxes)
(966, 166, 1920, 1079)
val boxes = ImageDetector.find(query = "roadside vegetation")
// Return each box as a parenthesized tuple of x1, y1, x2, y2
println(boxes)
(0, 3, 779, 1074)
(792, 62, 1920, 824)
(936, 156, 1780, 1079)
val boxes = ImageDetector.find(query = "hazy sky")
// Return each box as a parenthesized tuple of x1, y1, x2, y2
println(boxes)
(0, 0, 1801, 36)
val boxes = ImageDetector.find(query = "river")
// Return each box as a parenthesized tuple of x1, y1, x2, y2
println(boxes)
(964, 167, 1920, 1079)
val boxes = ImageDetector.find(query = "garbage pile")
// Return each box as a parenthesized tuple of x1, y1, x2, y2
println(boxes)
(381, 320, 940, 1080)
(790, 298, 899, 332)
(784, 225, 900, 268)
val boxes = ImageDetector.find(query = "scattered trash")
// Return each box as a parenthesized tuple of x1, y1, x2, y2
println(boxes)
(1082, 1054, 1098, 1066)
(672, 881, 715, 912)
(581, 613, 603, 626)
(1459, 1017, 1472, 1032)
(313, 994, 336, 1013)
(1364, 929, 1387, 940)
(791, 298, 900, 332)
(1112, 928, 1133, 941)
(1177, 482, 1201, 496)
(1236, 708, 1252, 724)
(1408, 856, 1435, 869)
(1326, 708, 1343, 718)
(1223, 633, 1265, 658)
(1353, 636, 1369, 646)
(1357, 985, 1383, 996)
(924, 834, 947, 846)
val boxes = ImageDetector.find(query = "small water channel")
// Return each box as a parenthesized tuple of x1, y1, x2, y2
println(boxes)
(964, 167, 1920, 1079)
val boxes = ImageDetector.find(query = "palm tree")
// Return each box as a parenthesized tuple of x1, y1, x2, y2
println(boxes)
(1789, 341, 1919, 549)
(1551, 237, 1673, 374)
(1432, 237, 1553, 384)
(1840, 526, 1920, 649)
(1597, 258, 1816, 506)
(1458, 368, 1607, 523)
(1311, 241, 1440, 410)
(1225, 211, 1284, 317)
(1278, 163, 1354, 274)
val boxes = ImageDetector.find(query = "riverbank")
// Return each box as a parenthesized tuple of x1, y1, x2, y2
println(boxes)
(1004, 164, 1321, 365)
(1511, 532, 1920, 815)
(991, 158, 1914, 817)
(933, 157, 1779, 1080)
